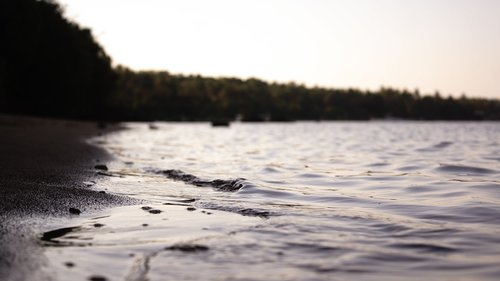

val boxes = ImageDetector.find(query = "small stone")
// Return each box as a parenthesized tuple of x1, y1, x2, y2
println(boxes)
(98, 191, 106, 194)
(148, 209, 162, 214)
(94, 165, 108, 171)
(64, 262, 75, 268)
(83, 181, 96, 187)
(187, 207, 196, 211)
(141, 206, 152, 211)
(69, 208, 81, 215)
(165, 244, 209, 252)
(89, 276, 108, 281)
(142, 223, 148, 227)
(93, 223, 104, 228)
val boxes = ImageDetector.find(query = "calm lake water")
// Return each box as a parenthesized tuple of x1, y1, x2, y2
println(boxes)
(43, 122, 500, 280)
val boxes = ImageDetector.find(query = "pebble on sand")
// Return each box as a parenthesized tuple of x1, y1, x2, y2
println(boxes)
(165, 244, 209, 252)
(89, 276, 108, 281)
(94, 165, 108, 171)
(69, 208, 81, 215)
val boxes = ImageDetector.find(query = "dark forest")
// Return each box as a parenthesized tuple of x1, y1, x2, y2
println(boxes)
(1, 0, 499, 121)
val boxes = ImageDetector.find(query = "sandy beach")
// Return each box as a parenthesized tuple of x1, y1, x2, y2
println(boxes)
(0, 115, 135, 281)
(0, 116, 263, 281)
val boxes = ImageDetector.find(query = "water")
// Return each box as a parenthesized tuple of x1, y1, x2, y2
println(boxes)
(42, 122, 500, 280)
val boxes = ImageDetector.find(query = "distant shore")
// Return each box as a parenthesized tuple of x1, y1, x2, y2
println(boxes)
(0, 115, 135, 281)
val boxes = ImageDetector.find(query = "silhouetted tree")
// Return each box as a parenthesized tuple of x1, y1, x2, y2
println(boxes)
(2, 1, 498, 121)
(0, 0, 115, 119)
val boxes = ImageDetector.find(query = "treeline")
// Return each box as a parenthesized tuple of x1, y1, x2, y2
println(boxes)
(1, 0, 499, 121)
(0, 0, 115, 119)
(111, 67, 500, 121)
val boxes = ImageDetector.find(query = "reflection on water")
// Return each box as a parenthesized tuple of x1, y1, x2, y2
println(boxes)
(44, 122, 500, 280)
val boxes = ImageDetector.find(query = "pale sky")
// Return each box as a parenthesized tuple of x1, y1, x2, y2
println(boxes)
(58, 0, 500, 98)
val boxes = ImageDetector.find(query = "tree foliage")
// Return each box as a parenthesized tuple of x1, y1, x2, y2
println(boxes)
(111, 68, 500, 121)
(0, 0, 115, 119)
(1, 0, 499, 121)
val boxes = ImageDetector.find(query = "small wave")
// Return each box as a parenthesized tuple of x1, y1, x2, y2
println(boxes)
(434, 141, 453, 148)
(361, 252, 425, 263)
(295, 173, 326, 178)
(261, 167, 281, 173)
(416, 141, 454, 152)
(469, 183, 500, 192)
(371, 223, 460, 240)
(371, 222, 412, 235)
(435, 164, 497, 175)
(397, 165, 424, 172)
(404, 185, 435, 193)
(409, 228, 459, 239)
(452, 205, 500, 223)
(388, 243, 457, 254)
(366, 162, 390, 167)
(484, 156, 500, 162)
(199, 202, 273, 218)
(161, 169, 245, 192)
(285, 242, 341, 253)
(413, 262, 490, 272)
(296, 264, 372, 274)
(237, 208, 272, 218)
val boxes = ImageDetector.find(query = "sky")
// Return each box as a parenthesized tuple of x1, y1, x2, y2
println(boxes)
(58, 0, 500, 99)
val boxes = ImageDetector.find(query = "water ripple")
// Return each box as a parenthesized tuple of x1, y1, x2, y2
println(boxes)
(387, 243, 457, 254)
(82, 121, 500, 280)
(435, 164, 497, 175)
(160, 169, 245, 192)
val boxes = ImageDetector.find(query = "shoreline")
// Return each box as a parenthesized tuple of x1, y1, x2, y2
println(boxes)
(0, 115, 136, 281)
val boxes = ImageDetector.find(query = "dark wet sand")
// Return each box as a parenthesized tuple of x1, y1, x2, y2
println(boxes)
(0, 115, 134, 281)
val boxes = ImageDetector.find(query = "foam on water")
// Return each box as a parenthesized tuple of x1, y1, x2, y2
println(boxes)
(41, 121, 500, 280)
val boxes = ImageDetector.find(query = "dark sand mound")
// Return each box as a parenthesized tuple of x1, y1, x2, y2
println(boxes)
(0, 115, 134, 281)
